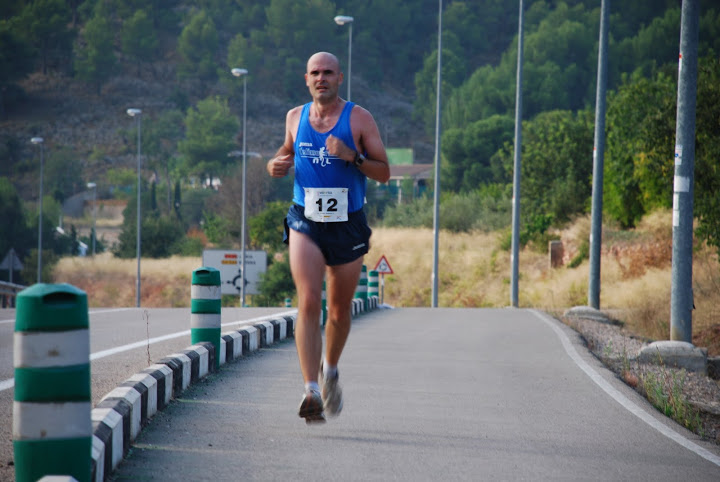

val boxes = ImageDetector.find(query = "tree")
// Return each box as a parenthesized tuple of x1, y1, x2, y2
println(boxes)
(178, 96, 239, 182)
(441, 114, 513, 192)
(17, 0, 74, 75)
(694, 56, 720, 256)
(249, 201, 292, 253)
(74, 13, 117, 93)
(176, 10, 218, 80)
(604, 70, 676, 227)
(0, 178, 34, 267)
(0, 18, 36, 116)
(121, 9, 158, 75)
(498, 109, 594, 224)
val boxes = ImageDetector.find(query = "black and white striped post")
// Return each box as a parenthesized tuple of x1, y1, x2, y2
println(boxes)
(191, 268, 221, 371)
(14, 283, 91, 482)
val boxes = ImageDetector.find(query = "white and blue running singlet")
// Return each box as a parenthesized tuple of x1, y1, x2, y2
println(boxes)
(293, 101, 366, 213)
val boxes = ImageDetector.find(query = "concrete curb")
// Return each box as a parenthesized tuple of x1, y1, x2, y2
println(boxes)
(91, 296, 379, 481)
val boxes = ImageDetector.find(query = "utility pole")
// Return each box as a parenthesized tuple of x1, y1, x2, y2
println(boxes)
(588, 0, 610, 309)
(510, 0, 524, 308)
(670, 0, 699, 342)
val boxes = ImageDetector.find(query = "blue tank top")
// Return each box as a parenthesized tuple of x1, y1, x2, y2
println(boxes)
(293, 101, 366, 213)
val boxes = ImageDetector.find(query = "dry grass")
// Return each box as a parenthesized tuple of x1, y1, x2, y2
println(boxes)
(54, 252, 200, 307)
(51, 209, 720, 354)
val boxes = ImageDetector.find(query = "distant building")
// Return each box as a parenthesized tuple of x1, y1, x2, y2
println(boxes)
(380, 148, 432, 203)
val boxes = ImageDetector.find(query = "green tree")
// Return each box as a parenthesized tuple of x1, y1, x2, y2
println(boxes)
(121, 9, 158, 75)
(74, 13, 117, 93)
(694, 56, 720, 256)
(256, 252, 294, 306)
(18, 0, 74, 74)
(499, 109, 594, 224)
(441, 114, 513, 192)
(249, 201, 292, 253)
(604, 70, 676, 227)
(177, 10, 218, 80)
(0, 18, 36, 116)
(0, 178, 34, 267)
(178, 96, 239, 182)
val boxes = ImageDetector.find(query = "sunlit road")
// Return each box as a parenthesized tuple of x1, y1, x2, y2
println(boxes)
(112, 308, 720, 481)
(0, 307, 294, 481)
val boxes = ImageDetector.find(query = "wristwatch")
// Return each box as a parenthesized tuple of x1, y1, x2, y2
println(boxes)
(353, 151, 366, 167)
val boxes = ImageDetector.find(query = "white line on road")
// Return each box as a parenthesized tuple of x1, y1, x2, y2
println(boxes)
(530, 309, 720, 468)
(0, 309, 297, 393)
(1, 308, 133, 325)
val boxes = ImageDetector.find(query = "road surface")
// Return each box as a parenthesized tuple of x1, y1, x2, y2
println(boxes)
(111, 308, 720, 481)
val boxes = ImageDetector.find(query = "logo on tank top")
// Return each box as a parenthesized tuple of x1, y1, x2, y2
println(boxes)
(298, 145, 335, 168)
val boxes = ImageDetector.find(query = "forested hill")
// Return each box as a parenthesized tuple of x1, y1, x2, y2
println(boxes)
(1, 1, 720, 262)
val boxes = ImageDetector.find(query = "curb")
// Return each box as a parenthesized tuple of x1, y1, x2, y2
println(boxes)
(90, 298, 379, 481)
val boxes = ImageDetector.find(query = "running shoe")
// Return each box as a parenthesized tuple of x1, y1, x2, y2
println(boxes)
(320, 365, 343, 417)
(298, 389, 325, 424)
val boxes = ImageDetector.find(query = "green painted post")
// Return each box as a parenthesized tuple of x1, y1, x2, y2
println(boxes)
(368, 270, 379, 308)
(191, 268, 221, 370)
(14, 284, 91, 482)
(355, 265, 368, 312)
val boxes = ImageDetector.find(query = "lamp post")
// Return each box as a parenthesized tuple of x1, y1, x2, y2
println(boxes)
(334, 15, 354, 101)
(431, 1, 442, 307)
(231, 68, 248, 307)
(127, 108, 142, 307)
(31, 137, 44, 283)
(87, 182, 97, 257)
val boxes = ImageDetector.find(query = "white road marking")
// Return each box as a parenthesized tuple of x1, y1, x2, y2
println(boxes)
(530, 309, 720, 468)
(0, 309, 297, 393)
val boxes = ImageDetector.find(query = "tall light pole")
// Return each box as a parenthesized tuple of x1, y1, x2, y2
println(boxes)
(334, 15, 353, 101)
(127, 108, 142, 307)
(510, 0, 525, 308)
(87, 182, 97, 257)
(31, 137, 44, 283)
(431, 0, 442, 307)
(231, 68, 248, 307)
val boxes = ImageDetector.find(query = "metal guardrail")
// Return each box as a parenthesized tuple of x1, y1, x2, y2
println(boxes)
(0, 281, 26, 308)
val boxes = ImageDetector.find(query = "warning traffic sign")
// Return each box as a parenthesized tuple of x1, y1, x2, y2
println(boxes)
(374, 255, 394, 274)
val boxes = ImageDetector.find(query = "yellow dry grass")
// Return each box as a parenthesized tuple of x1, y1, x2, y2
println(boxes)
(51, 209, 720, 353)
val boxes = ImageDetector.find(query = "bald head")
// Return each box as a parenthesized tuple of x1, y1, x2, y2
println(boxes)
(306, 52, 341, 73)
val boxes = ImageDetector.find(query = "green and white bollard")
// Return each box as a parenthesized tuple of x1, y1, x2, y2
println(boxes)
(14, 283, 92, 482)
(191, 268, 221, 371)
(368, 270, 379, 308)
(285, 298, 292, 308)
(355, 265, 368, 313)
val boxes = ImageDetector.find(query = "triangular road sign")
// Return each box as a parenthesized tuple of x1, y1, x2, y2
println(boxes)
(374, 255, 394, 274)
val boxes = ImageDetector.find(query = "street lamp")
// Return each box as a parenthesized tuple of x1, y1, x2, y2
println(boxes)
(334, 15, 353, 101)
(31, 137, 44, 283)
(87, 182, 97, 257)
(231, 68, 249, 307)
(127, 108, 142, 307)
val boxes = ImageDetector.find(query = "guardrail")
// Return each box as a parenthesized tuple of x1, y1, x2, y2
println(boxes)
(0, 281, 26, 308)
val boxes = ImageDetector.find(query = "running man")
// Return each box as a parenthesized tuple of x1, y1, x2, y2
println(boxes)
(267, 52, 390, 423)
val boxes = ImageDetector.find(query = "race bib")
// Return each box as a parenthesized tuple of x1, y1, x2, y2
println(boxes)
(304, 187, 349, 222)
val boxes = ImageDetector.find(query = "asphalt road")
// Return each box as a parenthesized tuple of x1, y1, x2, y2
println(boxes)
(110, 308, 720, 481)
(0, 306, 294, 481)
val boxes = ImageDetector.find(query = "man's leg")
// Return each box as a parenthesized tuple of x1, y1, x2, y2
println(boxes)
(325, 256, 364, 367)
(288, 229, 326, 388)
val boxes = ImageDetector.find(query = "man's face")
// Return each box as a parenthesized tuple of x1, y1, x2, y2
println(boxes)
(305, 55, 343, 102)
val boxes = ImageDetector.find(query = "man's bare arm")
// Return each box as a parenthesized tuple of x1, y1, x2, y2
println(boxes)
(325, 106, 390, 184)
(267, 108, 300, 178)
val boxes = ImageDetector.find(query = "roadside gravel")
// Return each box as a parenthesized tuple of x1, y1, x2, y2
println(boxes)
(559, 313, 720, 444)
